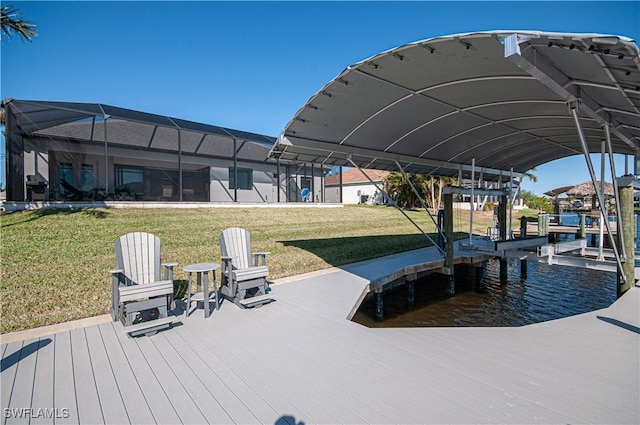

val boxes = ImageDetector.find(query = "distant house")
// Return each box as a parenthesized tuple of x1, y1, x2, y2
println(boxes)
(325, 168, 389, 204)
(3, 99, 325, 205)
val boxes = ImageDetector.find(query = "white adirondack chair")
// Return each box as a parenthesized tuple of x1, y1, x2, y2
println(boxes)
(110, 232, 179, 336)
(220, 227, 273, 308)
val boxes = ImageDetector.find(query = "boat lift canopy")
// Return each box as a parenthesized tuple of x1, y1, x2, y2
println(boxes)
(269, 30, 640, 282)
(270, 30, 639, 179)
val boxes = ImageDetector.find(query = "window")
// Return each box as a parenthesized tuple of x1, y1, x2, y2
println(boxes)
(58, 163, 74, 195)
(229, 167, 253, 190)
(115, 165, 144, 199)
(80, 164, 95, 191)
(115, 165, 144, 187)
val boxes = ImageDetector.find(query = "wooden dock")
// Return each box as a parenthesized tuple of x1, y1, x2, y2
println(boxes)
(2, 244, 639, 424)
(514, 221, 618, 238)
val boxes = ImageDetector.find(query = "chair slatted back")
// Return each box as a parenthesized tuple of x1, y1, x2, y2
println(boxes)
(220, 227, 252, 270)
(115, 232, 161, 286)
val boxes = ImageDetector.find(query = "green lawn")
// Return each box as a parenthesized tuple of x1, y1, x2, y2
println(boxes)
(1, 205, 512, 333)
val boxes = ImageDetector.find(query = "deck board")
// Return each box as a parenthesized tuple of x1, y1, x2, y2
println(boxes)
(52, 331, 78, 424)
(112, 324, 182, 425)
(84, 325, 130, 424)
(69, 328, 104, 424)
(191, 318, 344, 424)
(1, 244, 638, 424)
(30, 338, 55, 425)
(149, 333, 237, 424)
(5, 338, 39, 425)
(205, 316, 387, 424)
(1, 341, 24, 425)
(177, 318, 310, 424)
(162, 326, 282, 424)
(134, 336, 209, 424)
(97, 323, 157, 424)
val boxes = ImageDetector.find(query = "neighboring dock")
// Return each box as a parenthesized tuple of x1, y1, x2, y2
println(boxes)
(2, 244, 639, 424)
(513, 220, 618, 239)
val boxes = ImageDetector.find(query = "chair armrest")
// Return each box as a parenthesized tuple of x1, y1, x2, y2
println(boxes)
(253, 252, 270, 266)
(109, 269, 124, 322)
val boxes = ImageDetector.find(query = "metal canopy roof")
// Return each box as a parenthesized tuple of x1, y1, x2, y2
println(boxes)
(3, 99, 277, 163)
(270, 30, 640, 180)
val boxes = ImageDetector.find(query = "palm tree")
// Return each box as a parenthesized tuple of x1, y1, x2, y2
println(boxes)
(524, 167, 537, 183)
(1, 5, 37, 42)
(383, 172, 456, 210)
(383, 172, 431, 209)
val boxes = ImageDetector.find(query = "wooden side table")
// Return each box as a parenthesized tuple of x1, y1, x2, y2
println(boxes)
(184, 263, 220, 318)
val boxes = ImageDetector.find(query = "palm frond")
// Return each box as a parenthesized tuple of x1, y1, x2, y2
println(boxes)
(1, 5, 38, 42)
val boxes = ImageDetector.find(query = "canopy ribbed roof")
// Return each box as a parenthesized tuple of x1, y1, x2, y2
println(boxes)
(270, 30, 640, 180)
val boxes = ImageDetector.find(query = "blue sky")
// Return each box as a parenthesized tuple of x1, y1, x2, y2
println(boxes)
(2, 1, 639, 195)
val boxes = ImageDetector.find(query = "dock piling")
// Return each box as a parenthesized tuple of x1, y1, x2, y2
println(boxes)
(445, 274, 455, 297)
(500, 259, 508, 282)
(375, 290, 384, 321)
(519, 216, 528, 279)
(444, 193, 455, 296)
(618, 182, 636, 296)
(407, 280, 415, 310)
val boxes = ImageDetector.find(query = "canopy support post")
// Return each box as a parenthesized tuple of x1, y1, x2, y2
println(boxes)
(347, 157, 445, 256)
(339, 166, 343, 203)
(276, 159, 281, 203)
(509, 167, 514, 240)
(97, 104, 110, 195)
(604, 124, 627, 262)
(233, 138, 238, 202)
(168, 118, 183, 202)
(569, 101, 626, 283)
(598, 140, 606, 261)
(393, 160, 447, 246)
(104, 118, 109, 195)
(469, 158, 475, 245)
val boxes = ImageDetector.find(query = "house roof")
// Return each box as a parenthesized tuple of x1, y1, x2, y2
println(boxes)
(325, 168, 389, 186)
(270, 31, 640, 181)
(545, 180, 615, 197)
(3, 99, 277, 163)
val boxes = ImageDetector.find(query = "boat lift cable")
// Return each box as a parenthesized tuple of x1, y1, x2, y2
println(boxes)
(569, 102, 627, 283)
(393, 160, 448, 245)
(347, 157, 446, 257)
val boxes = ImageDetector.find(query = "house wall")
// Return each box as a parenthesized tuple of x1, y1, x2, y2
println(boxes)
(325, 182, 382, 204)
(19, 137, 324, 203)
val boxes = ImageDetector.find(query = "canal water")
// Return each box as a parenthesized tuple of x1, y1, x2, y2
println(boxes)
(352, 259, 618, 328)
(353, 213, 638, 328)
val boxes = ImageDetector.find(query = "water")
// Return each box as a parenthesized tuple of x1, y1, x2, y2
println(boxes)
(558, 212, 639, 246)
(352, 258, 617, 328)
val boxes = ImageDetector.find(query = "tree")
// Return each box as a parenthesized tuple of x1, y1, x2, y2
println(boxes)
(521, 189, 553, 213)
(1, 5, 37, 42)
(523, 167, 537, 183)
(383, 172, 454, 210)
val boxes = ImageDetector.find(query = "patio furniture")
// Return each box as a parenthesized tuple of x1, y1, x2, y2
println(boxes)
(220, 227, 273, 308)
(26, 175, 47, 201)
(184, 262, 220, 318)
(110, 232, 179, 336)
(59, 178, 84, 201)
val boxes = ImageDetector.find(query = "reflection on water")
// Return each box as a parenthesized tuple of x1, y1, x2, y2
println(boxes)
(352, 258, 617, 328)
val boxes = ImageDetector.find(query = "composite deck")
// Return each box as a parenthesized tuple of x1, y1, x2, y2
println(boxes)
(2, 244, 639, 424)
